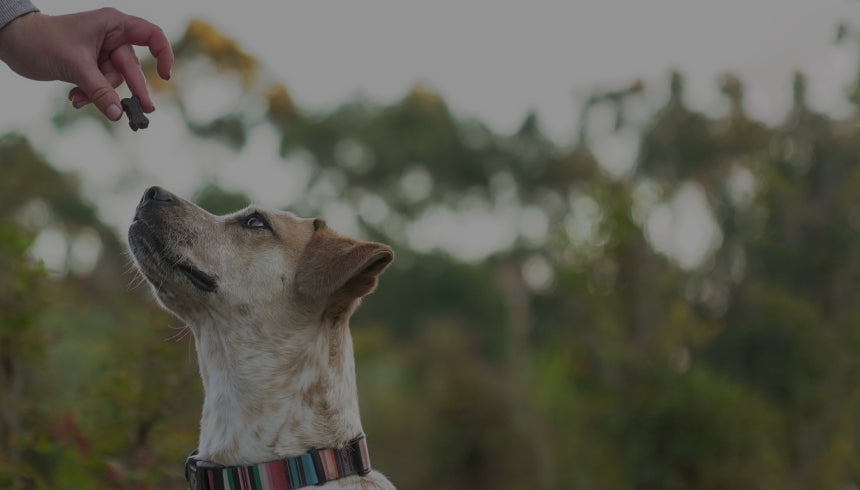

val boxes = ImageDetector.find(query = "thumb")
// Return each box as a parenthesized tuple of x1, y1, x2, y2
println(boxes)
(75, 68, 124, 121)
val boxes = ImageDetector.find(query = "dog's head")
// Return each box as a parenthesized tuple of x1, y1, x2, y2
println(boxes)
(127, 186, 393, 325)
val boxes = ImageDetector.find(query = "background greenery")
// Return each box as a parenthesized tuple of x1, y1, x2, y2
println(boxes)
(4, 20, 860, 489)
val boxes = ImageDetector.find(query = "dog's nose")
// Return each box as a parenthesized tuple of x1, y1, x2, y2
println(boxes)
(136, 186, 178, 219)
(139, 186, 176, 206)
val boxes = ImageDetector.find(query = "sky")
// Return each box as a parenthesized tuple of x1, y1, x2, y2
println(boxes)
(2, 0, 858, 138)
(2, 0, 860, 266)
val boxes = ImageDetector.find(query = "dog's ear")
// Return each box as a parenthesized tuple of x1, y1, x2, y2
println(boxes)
(295, 222, 394, 309)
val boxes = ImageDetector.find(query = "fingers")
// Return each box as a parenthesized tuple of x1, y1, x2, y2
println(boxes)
(109, 45, 156, 113)
(67, 8, 173, 119)
(70, 49, 126, 120)
(68, 59, 125, 108)
(73, 66, 124, 120)
(101, 10, 174, 81)
(68, 88, 88, 109)
(61, 42, 121, 118)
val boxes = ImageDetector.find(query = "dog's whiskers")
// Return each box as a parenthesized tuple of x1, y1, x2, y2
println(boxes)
(126, 270, 148, 290)
(121, 252, 149, 291)
(163, 323, 192, 343)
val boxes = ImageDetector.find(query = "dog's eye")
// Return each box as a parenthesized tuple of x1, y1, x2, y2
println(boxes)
(242, 213, 269, 229)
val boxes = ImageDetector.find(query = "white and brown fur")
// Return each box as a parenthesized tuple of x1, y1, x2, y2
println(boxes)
(127, 186, 395, 489)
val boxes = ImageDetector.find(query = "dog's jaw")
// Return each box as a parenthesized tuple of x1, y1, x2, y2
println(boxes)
(193, 313, 364, 466)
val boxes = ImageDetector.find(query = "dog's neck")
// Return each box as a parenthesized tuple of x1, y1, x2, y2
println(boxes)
(191, 313, 363, 466)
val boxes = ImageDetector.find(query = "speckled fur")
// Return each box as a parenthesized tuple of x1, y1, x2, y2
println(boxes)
(128, 188, 395, 489)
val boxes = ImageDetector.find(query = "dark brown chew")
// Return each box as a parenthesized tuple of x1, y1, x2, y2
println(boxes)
(120, 96, 149, 131)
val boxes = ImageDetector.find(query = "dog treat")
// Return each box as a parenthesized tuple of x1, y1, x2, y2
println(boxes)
(120, 96, 149, 131)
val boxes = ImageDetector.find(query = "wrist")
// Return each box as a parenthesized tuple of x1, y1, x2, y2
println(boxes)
(0, 12, 28, 62)
(0, 11, 46, 76)
(0, 10, 38, 45)
(0, 0, 39, 32)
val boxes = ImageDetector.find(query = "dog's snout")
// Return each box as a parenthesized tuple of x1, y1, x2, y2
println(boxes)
(141, 186, 176, 205)
(135, 186, 178, 220)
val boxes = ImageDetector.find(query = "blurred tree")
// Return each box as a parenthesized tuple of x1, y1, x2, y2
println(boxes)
(0, 134, 200, 489)
(638, 71, 717, 183)
(192, 183, 251, 214)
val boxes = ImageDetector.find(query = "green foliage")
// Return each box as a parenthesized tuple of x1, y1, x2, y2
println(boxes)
(6, 18, 860, 490)
(619, 369, 785, 490)
(192, 183, 251, 214)
(356, 253, 509, 358)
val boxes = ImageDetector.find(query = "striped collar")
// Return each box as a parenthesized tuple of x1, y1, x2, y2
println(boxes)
(185, 435, 372, 490)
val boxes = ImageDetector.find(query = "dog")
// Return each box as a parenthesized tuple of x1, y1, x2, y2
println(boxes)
(128, 186, 395, 490)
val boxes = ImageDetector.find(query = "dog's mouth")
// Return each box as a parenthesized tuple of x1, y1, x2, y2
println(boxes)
(177, 262, 218, 293)
(129, 221, 218, 294)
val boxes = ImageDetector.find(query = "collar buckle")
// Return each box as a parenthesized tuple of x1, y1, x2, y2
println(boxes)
(185, 450, 224, 490)
(185, 450, 202, 490)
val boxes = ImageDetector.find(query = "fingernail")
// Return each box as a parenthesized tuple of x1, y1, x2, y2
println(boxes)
(107, 104, 122, 121)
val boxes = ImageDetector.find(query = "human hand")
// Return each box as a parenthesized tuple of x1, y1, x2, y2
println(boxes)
(0, 8, 173, 121)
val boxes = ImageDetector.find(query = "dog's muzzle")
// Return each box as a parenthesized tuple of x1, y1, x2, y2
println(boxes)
(128, 186, 218, 293)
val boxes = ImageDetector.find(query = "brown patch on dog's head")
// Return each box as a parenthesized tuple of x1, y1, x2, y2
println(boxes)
(294, 219, 394, 319)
